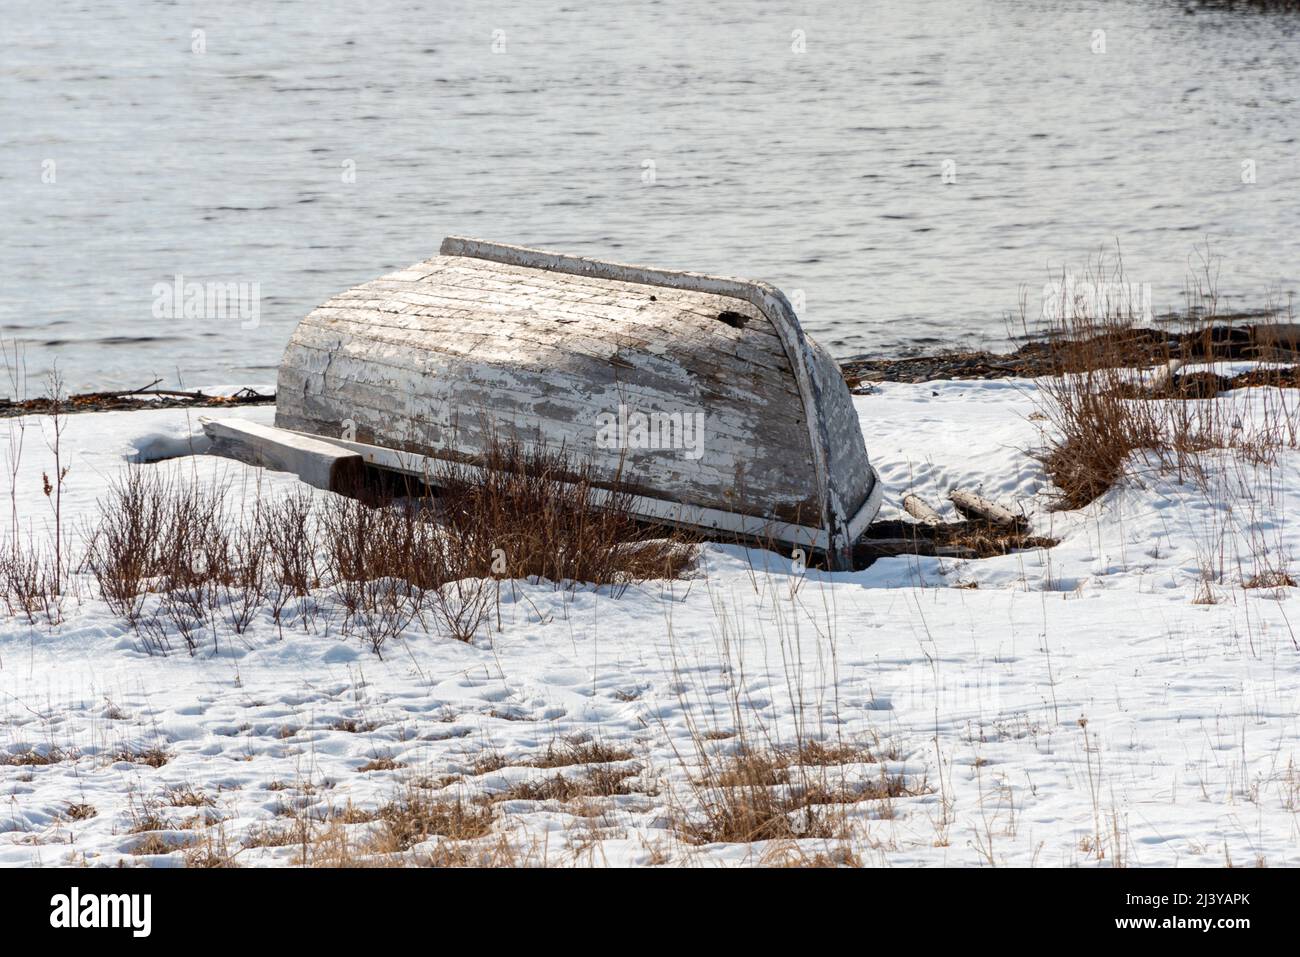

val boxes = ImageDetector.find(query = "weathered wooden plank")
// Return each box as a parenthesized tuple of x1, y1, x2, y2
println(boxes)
(202, 418, 364, 493)
(284, 321, 804, 418)
(340, 261, 782, 339)
(279, 367, 793, 470)
(432, 257, 785, 337)
(277, 406, 819, 523)
(317, 277, 791, 369)
(299, 427, 830, 550)
(297, 310, 795, 395)
(278, 339, 805, 439)
(277, 346, 821, 518)
(302, 296, 794, 376)
(277, 368, 819, 520)
(284, 317, 803, 412)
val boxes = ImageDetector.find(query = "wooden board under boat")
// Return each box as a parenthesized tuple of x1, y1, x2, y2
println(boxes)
(257, 238, 881, 566)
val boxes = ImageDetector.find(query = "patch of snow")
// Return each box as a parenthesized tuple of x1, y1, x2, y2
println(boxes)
(1, 380, 1297, 867)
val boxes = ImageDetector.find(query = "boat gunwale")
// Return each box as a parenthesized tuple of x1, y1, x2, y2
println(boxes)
(288, 425, 882, 556)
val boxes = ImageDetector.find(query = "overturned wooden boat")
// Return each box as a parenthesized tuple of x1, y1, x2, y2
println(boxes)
(207, 238, 882, 567)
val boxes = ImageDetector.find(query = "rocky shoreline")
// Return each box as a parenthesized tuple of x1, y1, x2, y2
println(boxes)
(841, 321, 1300, 388)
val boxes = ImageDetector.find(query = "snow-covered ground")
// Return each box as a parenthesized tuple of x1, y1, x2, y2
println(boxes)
(2, 376, 1298, 867)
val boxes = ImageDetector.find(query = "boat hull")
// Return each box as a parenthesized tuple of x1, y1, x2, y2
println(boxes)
(275, 238, 880, 563)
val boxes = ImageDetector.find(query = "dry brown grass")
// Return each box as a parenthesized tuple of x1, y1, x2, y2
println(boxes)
(176, 727, 911, 866)
(301, 820, 526, 868)
(129, 812, 167, 834)
(165, 785, 215, 808)
(0, 746, 70, 766)
(470, 753, 510, 776)
(318, 492, 431, 655)
(0, 535, 63, 626)
(260, 486, 318, 634)
(207, 739, 656, 867)
(80, 467, 169, 623)
(375, 793, 495, 851)
(82, 468, 275, 654)
(484, 766, 643, 804)
(467, 739, 637, 776)
(0, 372, 68, 625)
(529, 740, 636, 768)
(1244, 570, 1296, 589)
(75, 439, 695, 657)
(184, 836, 240, 868)
(428, 440, 696, 585)
(357, 756, 406, 773)
(130, 833, 193, 856)
(232, 789, 497, 866)
(318, 439, 698, 654)
(677, 738, 919, 846)
(332, 717, 379, 734)
(795, 739, 893, 767)
(1031, 259, 1300, 510)
(413, 834, 527, 867)
(115, 745, 169, 768)
(465, 739, 648, 805)
(242, 819, 312, 849)
(764, 844, 864, 867)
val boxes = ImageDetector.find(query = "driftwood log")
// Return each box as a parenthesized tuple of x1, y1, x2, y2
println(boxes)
(948, 489, 1021, 527)
(902, 493, 943, 525)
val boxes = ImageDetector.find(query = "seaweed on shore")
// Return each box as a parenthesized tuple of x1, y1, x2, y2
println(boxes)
(841, 321, 1300, 388)
(0, 384, 274, 418)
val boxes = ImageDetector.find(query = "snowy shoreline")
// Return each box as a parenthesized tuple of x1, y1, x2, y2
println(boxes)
(2, 372, 1298, 867)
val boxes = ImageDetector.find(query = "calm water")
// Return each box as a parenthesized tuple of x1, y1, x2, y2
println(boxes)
(2, 0, 1299, 390)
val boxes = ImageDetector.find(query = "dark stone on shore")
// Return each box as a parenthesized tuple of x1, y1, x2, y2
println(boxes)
(840, 322, 1300, 386)
(1166, 371, 1230, 399)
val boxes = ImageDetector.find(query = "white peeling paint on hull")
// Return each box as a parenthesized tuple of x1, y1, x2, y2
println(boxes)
(275, 238, 881, 566)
